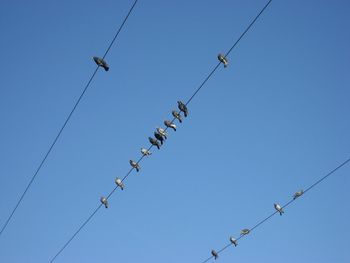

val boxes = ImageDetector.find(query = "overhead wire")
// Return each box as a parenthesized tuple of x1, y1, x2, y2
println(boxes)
(200, 157, 350, 263)
(48, 0, 274, 261)
(0, 0, 139, 237)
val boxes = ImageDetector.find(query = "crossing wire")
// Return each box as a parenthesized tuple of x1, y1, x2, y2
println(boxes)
(0, 0, 139, 237)
(200, 157, 350, 263)
(48, 0, 274, 261)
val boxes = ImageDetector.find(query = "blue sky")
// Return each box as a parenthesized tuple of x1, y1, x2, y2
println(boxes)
(1, 0, 350, 262)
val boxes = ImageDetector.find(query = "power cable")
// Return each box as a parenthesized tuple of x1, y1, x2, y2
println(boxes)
(0, 0, 139, 237)
(48, 0, 274, 261)
(200, 157, 350, 263)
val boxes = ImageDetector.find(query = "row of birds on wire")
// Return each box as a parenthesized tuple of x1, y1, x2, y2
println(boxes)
(95, 54, 228, 209)
(208, 189, 304, 261)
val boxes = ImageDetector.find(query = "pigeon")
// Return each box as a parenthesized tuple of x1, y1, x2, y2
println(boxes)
(115, 177, 124, 190)
(240, 229, 250, 236)
(93, 56, 109, 71)
(274, 203, 284, 216)
(156, 127, 167, 139)
(149, 137, 161, 149)
(211, 250, 219, 260)
(154, 132, 164, 145)
(141, 148, 152, 156)
(229, 236, 238, 247)
(130, 160, 140, 172)
(164, 120, 176, 131)
(293, 190, 304, 200)
(177, 101, 188, 117)
(217, 53, 228, 68)
(100, 197, 109, 208)
(172, 110, 182, 123)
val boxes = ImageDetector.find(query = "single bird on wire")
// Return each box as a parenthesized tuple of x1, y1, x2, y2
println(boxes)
(100, 197, 109, 208)
(172, 110, 183, 123)
(274, 203, 284, 216)
(211, 249, 219, 260)
(149, 137, 161, 149)
(293, 190, 304, 200)
(217, 53, 228, 67)
(154, 132, 165, 145)
(141, 148, 152, 156)
(177, 101, 188, 117)
(93, 57, 109, 71)
(115, 177, 124, 190)
(130, 160, 140, 172)
(164, 120, 176, 131)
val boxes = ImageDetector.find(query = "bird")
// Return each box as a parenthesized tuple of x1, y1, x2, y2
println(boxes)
(100, 197, 109, 208)
(164, 120, 176, 131)
(141, 148, 152, 156)
(115, 177, 124, 190)
(177, 101, 188, 117)
(293, 190, 304, 200)
(156, 127, 167, 139)
(217, 53, 228, 67)
(240, 229, 250, 236)
(229, 236, 238, 247)
(154, 132, 164, 145)
(172, 110, 183, 123)
(130, 160, 140, 172)
(149, 137, 161, 149)
(93, 56, 109, 71)
(274, 203, 284, 216)
(211, 250, 219, 260)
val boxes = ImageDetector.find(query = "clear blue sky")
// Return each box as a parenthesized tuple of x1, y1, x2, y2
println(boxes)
(1, 0, 350, 262)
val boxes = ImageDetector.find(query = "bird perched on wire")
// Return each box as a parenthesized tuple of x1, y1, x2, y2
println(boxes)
(154, 132, 165, 145)
(156, 127, 167, 139)
(229, 236, 238, 247)
(141, 148, 152, 156)
(293, 190, 304, 200)
(211, 250, 218, 260)
(274, 203, 284, 216)
(130, 160, 140, 172)
(149, 137, 161, 149)
(115, 177, 124, 190)
(100, 197, 109, 208)
(177, 101, 188, 117)
(164, 120, 176, 131)
(93, 56, 109, 71)
(240, 229, 250, 236)
(172, 110, 182, 123)
(218, 53, 228, 68)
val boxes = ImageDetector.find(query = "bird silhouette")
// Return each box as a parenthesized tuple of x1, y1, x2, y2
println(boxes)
(93, 56, 109, 71)
(177, 101, 188, 117)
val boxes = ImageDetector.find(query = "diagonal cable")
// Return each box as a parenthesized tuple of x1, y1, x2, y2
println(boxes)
(48, 0, 274, 261)
(0, 0, 139, 237)
(200, 157, 350, 263)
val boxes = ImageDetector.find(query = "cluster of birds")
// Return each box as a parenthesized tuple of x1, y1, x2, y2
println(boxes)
(93, 53, 230, 210)
(209, 189, 304, 260)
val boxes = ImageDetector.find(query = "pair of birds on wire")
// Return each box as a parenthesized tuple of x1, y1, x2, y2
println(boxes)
(94, 53, 229, 72)
(210, 190, 304, 260)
